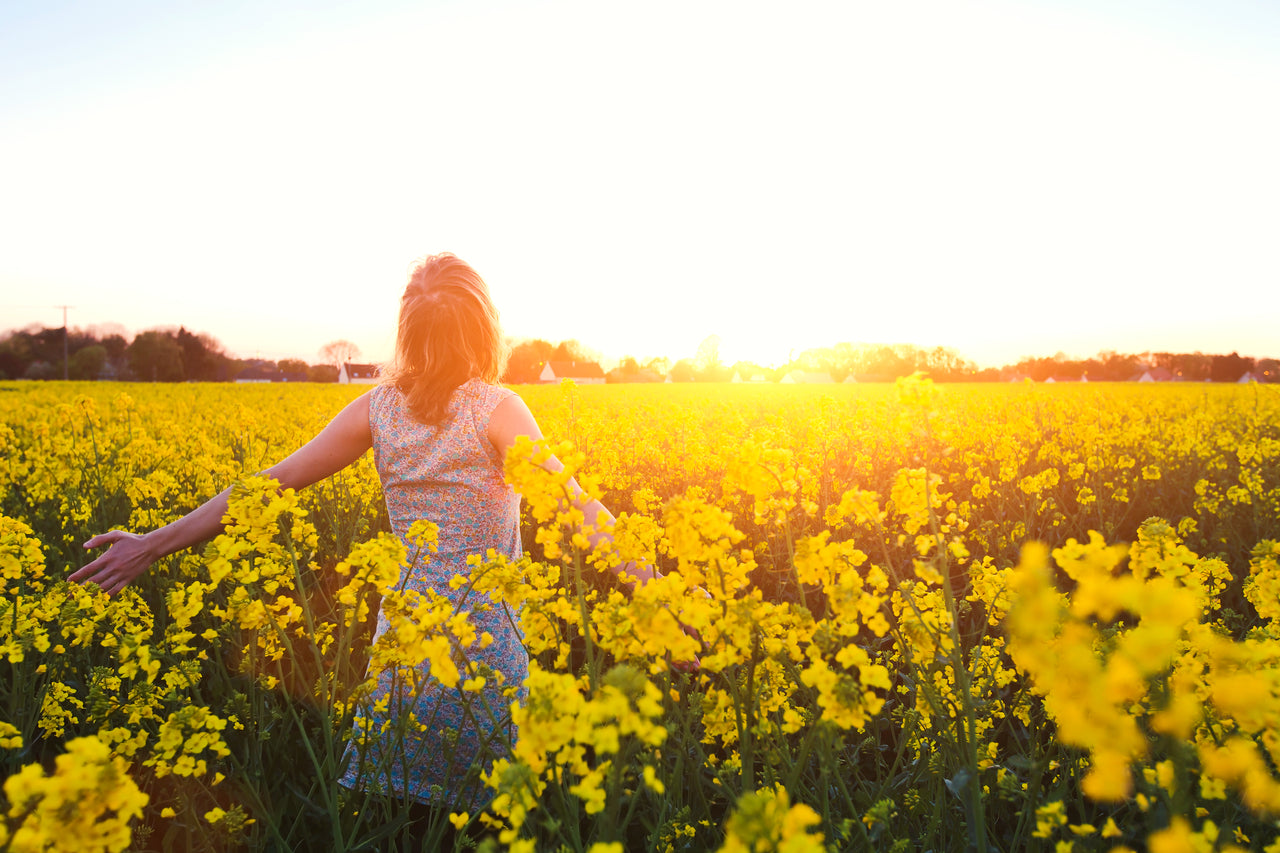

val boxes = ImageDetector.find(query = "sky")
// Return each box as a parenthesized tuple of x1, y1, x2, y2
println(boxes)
(2, 0, 1278, 370)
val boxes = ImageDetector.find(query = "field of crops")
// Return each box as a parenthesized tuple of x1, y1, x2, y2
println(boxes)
(2, 378, 1279, 852)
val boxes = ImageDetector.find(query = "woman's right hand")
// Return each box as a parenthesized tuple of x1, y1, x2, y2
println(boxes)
(68, 530, 158, 596)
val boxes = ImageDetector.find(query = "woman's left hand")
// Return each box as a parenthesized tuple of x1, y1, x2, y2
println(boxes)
(68, 530, 158, 596)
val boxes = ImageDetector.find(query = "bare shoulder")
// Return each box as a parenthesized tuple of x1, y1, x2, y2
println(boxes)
(261, 390, 373, 491)
(488, 392, 543, 458)
(316, 389, 374, 451)
(341, 389, 374, 426)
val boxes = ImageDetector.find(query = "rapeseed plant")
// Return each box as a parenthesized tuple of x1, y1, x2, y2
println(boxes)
(1, 379, 1278, 851)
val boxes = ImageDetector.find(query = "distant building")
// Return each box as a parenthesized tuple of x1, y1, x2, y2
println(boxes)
(1131, 366, 1174, 382)
(731, 371, 768, 383)
(539, 361, 606, 384)
(339, 363, 380, 384)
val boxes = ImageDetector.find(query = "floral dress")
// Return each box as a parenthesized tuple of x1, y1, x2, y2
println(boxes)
(341, 378, 527, 807)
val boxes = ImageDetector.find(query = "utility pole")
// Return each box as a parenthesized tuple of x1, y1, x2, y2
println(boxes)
(55, 305, 73, 380)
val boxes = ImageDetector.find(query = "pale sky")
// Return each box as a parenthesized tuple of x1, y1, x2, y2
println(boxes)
(2, 0, 1278, 370)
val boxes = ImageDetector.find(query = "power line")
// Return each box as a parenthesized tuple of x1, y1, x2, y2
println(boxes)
(54, 305, 73, 380)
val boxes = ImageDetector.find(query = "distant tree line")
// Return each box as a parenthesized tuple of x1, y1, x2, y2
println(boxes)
(4, 323, 1275, 384)
(502, 338, 612, 384)
(650, 341, 1012, 383)
(747, 342, 979, 383)
(1001, 350, 1277, 383)
(0, 325, 338, 383)
(612, 340, 1278, 384)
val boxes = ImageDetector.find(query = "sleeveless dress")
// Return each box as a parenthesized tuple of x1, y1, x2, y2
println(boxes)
(340, 378, 528, 807)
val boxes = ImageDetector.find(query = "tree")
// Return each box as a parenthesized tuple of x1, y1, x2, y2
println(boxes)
(696, 363, 731, 382)
(669, 359, 696, 382)
(176, 327, 227, 382)
(693, 335, 730, 381)
(1096, 350, 1140, 382)
(308, 363, 339, 383)
(0, 332, 33, 380)
(551, 339, 595, 363)
(33, 326, 64, 368)
(319, 340, 361, 370)
(23, 360, 56, 380)
(694, 335, 722, 372)
(827, 343, 861, 380)
(606, 356, 664, 383)
(278, 359, 309, 376)
(69, 345, 107, 380)
(923, 347, 974, 382)
(644, 356, 671, 377)
(100, 334, 128, 361)
(128, 331, 184, 382)
(1172, 352, 1212, 382)
(860, 344, 917, 379)
(504, 339, 556, 384)
(1211, 352, 1254, 383)
(99, 334, 131, 380)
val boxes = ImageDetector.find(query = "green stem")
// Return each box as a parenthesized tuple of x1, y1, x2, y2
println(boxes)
(922, 419, 989, 853)
(571, 546, 599, 691)
(740, 643, 758, 794)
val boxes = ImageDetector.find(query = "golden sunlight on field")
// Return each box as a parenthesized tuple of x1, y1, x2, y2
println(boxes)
(1, 378, 1278, 851)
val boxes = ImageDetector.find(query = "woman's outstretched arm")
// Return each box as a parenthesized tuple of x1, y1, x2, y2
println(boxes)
(70, 391, 374, 595)
(487, 393, 660, 590)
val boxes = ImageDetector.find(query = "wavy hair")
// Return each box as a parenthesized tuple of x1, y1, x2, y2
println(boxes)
(381, 253, 509, 424)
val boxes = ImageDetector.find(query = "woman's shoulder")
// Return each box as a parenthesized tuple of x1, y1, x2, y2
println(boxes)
(369, 380, 399, 411)
(458, 377, 517, 414)
(370, 378, 515, 431)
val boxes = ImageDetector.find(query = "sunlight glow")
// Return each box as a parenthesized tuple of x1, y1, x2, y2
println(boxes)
(1, 0, 1277, 369)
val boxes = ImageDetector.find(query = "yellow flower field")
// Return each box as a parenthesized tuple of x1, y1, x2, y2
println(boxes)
(1, 378, 1278, 852)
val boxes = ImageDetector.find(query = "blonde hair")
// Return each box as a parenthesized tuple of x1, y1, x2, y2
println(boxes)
(381, 253, 509, 424)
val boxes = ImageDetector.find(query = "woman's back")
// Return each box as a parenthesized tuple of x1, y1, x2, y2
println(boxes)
(370, 378, 521, 579)
(351, 377, 528, 807)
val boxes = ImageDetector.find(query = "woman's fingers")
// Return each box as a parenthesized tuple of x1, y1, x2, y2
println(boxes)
(67, 557, 104, 584)
(69, 530, 139, 592)
(82, 529, 128, 550)
(74, 562, 127, 596)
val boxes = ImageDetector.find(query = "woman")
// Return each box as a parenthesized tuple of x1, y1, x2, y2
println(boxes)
(69, 253, 658, 830)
